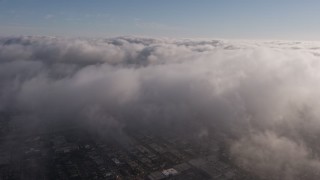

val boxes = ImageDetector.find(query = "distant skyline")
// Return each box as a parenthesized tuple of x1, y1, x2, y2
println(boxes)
(1, 0, 320, 40)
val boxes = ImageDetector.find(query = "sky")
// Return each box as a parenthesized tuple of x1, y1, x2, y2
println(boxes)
(1, 0, 320, 40)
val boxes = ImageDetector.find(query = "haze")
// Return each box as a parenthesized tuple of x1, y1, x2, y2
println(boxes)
(1, 1, 320, 180)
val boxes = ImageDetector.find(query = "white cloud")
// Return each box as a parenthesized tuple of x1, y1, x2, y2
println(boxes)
(44, 14, 54, 20)
(1, 36, 320, 178)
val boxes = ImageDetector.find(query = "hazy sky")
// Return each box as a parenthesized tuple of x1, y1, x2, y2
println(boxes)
(1, 0, 320, 40)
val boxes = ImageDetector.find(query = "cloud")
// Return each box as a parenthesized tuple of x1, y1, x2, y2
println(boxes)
(44, 14, 54, 20)
(231, 132, 320, 180)
(1, 36, 320, 178)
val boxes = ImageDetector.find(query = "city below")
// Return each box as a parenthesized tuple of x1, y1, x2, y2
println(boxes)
(0, 112, 257, 180)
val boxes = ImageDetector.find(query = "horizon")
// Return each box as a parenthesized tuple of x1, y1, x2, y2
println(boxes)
(1, 0, 320, 40)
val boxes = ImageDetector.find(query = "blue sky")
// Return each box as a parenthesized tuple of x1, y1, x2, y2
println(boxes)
(1, 0, 320, 40)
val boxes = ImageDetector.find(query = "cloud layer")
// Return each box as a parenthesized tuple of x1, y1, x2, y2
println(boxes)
(1, 36, 320, 179)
